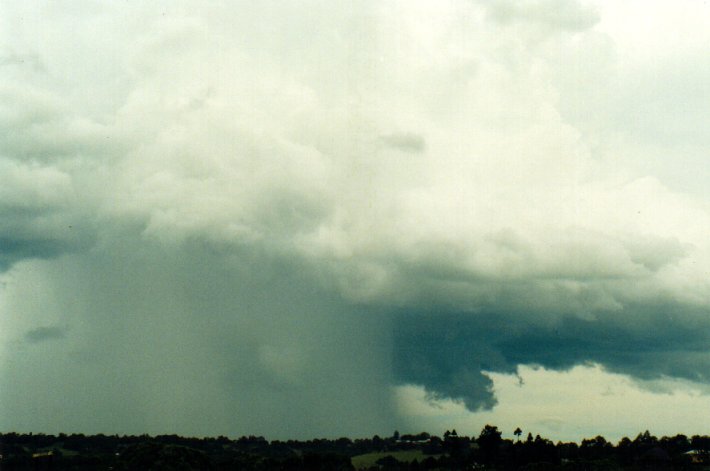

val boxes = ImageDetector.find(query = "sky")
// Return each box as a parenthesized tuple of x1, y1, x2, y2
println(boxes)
(1, 0, 710, 443)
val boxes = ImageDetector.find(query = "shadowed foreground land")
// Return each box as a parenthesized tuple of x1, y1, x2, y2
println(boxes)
(2, 426, 710, 470)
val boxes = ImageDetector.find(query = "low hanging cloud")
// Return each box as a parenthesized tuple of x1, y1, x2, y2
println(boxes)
(379, 133, 426, 154)
(1, 1, 710, 437)
(24, 326, 65, 344)
(0, 159, 93, 270)
(482, 0, 600, 33)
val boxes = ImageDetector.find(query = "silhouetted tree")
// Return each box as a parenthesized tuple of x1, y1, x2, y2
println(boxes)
(580, 435, 613, 461)
(478, 425, 502, 464)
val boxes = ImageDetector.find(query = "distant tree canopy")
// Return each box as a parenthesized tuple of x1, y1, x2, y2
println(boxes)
(0, 426, 708, 470)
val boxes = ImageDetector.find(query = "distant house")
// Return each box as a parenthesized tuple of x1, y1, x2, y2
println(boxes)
(684, 449, 710, 464)
(31, 451, 54, 459)
(32, 450, 55, 471)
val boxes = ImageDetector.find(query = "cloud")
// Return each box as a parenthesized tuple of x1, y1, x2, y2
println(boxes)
(482, 0, 600, 33)
(392, 302, 710, 410)
(379, 133, 426, 153)
(25, 326, 65, 344)
(397, 364, 710, 442)
(0, 159, 94, 269)
(1, 0, 710, 438)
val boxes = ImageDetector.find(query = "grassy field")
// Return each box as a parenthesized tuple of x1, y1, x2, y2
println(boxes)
(351, 449, 437, 469)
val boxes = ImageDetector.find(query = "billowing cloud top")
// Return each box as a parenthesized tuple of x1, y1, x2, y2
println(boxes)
(2, 0, 710, 438)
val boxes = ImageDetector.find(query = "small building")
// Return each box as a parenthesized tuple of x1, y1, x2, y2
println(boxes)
(31, 450, 54, 471)
(684, 449, 710, 464)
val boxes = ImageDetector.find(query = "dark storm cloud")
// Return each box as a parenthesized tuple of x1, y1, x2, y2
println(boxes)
(25, 326, 65, 343)
(0, 237, 71, 270)
(393, 304, 710, 410)
(394, 312, 517, 411)
(0, 203, 95, 271)
(498, 307, 710, 384)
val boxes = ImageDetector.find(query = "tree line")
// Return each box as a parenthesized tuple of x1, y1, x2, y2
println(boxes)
(1, 425, 709, 470)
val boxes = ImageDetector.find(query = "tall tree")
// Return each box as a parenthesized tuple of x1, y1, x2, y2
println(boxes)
(478, 425, 503, 464)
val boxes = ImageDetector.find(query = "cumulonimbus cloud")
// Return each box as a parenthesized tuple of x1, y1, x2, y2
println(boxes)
(1, 0, 710, 436)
